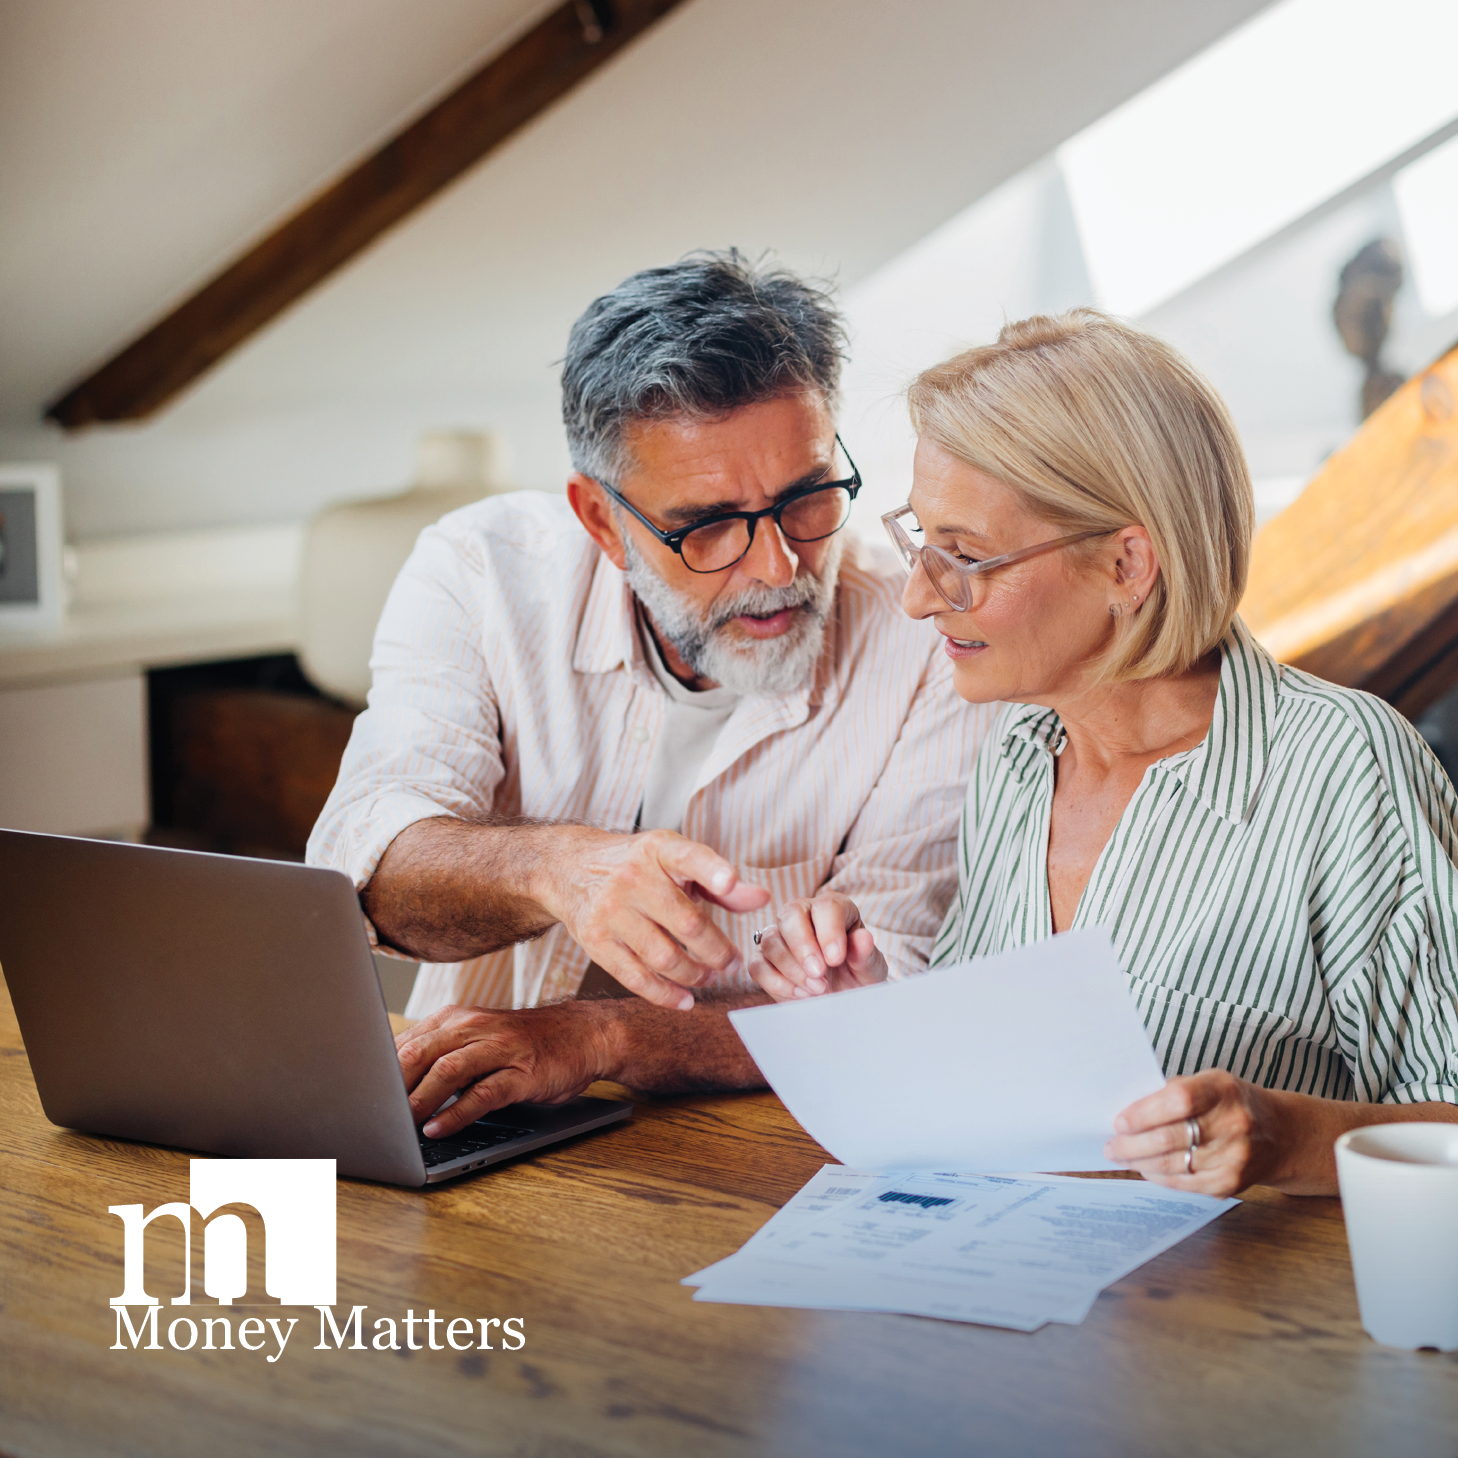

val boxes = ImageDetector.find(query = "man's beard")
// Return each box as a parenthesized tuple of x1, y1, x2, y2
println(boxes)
(619, 529, 842, 697)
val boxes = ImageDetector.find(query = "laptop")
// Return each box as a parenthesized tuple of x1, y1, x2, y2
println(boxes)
(0, 828, 631, 1185)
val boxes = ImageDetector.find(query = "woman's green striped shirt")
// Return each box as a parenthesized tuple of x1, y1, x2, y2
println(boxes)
(929, 617, 1458, 1104)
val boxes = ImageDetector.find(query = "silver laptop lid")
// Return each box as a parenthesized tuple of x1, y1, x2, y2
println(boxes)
(0, 829, 426, 1186)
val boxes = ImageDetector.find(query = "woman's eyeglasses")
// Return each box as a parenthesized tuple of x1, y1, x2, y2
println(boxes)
(881, 503, 1110, 613)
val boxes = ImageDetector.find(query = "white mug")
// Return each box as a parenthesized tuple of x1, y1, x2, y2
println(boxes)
(1335, 1122, 1458, 1350)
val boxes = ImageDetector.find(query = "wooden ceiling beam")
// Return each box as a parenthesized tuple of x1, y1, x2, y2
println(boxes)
(45, 0, 685, 430)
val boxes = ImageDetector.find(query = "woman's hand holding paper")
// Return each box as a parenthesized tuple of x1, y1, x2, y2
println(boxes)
(748, 891, 888, 1001)
(1105, 1071, 1293, 1197)
(1105, 1070, 1452, 1197)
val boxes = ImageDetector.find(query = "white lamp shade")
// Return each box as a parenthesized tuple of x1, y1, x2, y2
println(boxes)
(299, 432, 508, 704)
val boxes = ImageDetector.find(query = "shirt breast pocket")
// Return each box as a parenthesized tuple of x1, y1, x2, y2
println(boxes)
(743, 857, 832, 914)
(1126, 972, 1299, 1086)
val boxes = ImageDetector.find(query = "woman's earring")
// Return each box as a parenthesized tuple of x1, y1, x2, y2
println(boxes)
(1108, 602, 1125, 619)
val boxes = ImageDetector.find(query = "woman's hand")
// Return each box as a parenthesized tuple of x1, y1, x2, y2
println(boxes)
(748, 891, 888, 1001)
(1109, 1074, 1458, 1196)
(1105, 1070, 1291, 1197)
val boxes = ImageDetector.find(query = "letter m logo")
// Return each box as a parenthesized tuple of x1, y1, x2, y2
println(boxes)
(109, 1158, 335, 1308)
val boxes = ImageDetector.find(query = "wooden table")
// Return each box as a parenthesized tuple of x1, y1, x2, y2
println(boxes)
(2, 978, 1455, 1458)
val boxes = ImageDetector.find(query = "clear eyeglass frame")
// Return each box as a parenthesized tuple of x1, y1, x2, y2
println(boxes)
(881, 503, 1111, 613)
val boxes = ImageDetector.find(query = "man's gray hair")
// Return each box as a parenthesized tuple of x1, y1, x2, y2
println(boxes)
(561, 250, 847, 484)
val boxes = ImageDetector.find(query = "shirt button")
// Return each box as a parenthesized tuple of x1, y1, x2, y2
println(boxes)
(631, 726, 650, 744)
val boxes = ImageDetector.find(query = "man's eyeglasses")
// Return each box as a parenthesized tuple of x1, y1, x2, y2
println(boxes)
(597, 437, 861, 574)
(882, 503, 1110, 613)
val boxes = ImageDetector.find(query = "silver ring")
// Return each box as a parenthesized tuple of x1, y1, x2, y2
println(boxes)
(1184, 1116, 1201, 1175)
(752, 925, 777, 946)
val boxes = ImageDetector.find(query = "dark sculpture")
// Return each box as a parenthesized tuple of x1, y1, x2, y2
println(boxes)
(1333, 238, 1405, 419)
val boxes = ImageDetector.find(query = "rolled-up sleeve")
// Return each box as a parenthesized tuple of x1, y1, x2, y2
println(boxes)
(306, 523, 505, 897)
(1335, 726, 1458, 1106)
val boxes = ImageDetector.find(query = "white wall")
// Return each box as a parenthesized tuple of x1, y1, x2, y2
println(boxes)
(1145, 181, 1458, 505)
(841, 160, 1094, 525)
(838, 136, 1458, 535)
(0, 0, 1272, 541)
(0, 675, 148, 836)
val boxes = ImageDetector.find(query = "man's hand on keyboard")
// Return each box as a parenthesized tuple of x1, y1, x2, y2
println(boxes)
(397, 1001, 617, 1139)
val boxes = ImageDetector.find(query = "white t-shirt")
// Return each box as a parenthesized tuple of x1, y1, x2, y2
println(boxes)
(636, 611, 740, 833)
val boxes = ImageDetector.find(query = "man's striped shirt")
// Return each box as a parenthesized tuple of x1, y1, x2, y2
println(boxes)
(930, 617, 1458, 1104)
(308, 492, 995, 1013)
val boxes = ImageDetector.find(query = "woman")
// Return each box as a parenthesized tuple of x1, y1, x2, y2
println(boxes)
(750, 309, 1458, 1198)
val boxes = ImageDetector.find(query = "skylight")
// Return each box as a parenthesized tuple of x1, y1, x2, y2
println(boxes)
(1058, 0, 1458, 318)
(1395, 131, 1458, 319)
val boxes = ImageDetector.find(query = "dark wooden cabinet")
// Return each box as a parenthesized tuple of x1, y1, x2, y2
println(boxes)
(148, 655, 357, 860)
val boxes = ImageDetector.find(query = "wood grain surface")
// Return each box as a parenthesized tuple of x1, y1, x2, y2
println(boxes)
(1242, 347, 1458, 714)
(3, 974, 1456, 1458)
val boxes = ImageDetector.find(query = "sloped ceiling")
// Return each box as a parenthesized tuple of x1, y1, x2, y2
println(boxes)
(0, 0, 1272, 534)
(0, 0, 558, 417)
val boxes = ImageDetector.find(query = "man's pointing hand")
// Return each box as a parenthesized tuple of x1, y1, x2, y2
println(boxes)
(537, 827, 768, 1009)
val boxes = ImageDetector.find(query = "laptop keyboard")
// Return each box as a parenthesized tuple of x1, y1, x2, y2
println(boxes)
(419, 1120, 538, 1168)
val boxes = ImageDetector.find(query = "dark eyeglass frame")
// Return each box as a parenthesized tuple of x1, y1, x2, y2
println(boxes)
(596, 436, 862, 573)
(882, 502, 1113, 613)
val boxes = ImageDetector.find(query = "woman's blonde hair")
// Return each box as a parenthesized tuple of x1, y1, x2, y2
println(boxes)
(907, 309, 1254, 681)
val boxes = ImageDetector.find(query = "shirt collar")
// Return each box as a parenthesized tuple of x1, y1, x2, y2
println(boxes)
(1000, 702, 1065, 781)
(572, 552, 641, 675)
(999, 615, 1282, 823)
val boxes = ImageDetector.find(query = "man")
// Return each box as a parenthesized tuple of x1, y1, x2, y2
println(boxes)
(308, 252, 995, 1137)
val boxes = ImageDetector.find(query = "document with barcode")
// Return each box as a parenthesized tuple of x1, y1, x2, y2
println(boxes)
(684, 1165, 1236, 1330)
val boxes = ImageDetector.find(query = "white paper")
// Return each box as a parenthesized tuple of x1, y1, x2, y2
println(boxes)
(728, 927, 1165, 1173)
(687, 1165, 1237, 1330)
(683, 1166, 890, 1287)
